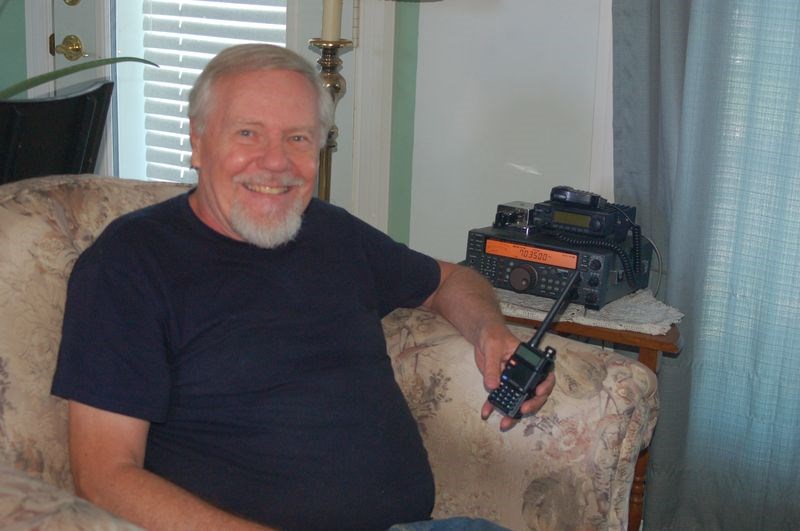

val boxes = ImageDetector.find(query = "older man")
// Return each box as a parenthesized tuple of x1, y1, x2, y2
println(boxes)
(52, 44, 554, 531)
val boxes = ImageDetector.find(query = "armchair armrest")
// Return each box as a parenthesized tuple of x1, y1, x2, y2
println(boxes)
(383, 308, 658, 531)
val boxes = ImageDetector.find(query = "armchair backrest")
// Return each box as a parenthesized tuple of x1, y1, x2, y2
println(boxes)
(0, 175, 188, 490)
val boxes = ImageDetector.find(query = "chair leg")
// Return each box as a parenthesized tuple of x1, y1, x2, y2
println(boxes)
(628, 448, 648, 531)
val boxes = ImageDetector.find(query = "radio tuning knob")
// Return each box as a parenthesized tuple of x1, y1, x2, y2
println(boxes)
(509, 265, 537, 292)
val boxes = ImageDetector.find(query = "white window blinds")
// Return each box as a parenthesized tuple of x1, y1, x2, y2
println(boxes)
(139, 0, 287, 182)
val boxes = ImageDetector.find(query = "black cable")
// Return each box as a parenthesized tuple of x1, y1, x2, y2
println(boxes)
(631, 224, 642, 274)
(554, 233, 642, 290)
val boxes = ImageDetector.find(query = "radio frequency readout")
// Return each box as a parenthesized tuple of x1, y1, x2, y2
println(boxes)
(485, 239, 578, 269)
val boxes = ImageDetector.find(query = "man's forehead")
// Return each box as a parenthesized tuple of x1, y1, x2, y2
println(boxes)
(214, 67, 314, 89)
(194, 69, 319, 131)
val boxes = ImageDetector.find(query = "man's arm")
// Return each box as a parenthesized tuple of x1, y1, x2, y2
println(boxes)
(421, 261, 555, 430)
(68, 401, 273, 531)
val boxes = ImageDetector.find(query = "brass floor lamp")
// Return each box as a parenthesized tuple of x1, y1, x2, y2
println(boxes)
(309, 38, 352, 202)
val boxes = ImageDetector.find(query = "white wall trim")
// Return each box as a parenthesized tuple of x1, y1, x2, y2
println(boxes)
(349, 1, 395, 231)
(92, 0, 114, 176)
(24, 0, 54, 96)
(589, 0, 614, 200)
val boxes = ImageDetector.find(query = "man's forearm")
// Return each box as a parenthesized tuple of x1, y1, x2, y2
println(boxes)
(75, 463, 272, 531)
(423, 262, 510, 350)
(68, 399, 273, 530)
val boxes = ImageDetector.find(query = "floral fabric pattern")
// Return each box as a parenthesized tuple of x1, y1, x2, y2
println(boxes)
(0, 176, 188, 492)
(383, 308, 659, 531)
(0, 176, 658, 530)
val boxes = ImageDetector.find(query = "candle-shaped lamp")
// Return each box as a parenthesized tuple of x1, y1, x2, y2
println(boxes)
(321, 0, 343, 41)
(312, 0, 351, 201)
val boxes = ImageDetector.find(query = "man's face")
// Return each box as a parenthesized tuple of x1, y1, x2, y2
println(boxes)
(189, 69, 320, 247)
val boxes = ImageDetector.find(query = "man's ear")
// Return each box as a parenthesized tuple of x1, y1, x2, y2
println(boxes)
(189, 123, 202, 169)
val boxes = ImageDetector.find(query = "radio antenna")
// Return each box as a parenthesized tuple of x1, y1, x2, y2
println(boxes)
(527, 269, 581, 350)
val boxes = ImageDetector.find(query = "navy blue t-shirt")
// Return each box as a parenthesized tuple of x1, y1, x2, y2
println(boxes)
(52, 193, 440, 530)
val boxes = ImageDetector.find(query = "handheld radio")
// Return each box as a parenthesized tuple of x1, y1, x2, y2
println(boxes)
(488, 269, 580, 418)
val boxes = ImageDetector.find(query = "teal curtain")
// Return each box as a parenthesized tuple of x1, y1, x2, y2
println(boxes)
(613, 1, 800, 529)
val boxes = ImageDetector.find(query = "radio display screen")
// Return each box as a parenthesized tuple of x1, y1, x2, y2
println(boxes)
(485, 239, 578, 269)
(554, 211, 591, 228)
(515, 346, 543, 367)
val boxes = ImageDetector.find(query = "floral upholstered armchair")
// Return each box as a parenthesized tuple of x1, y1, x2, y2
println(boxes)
(0, 175, 659, 530)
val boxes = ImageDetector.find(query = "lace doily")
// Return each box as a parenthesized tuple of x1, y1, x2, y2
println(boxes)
(497, 288, 683, 336)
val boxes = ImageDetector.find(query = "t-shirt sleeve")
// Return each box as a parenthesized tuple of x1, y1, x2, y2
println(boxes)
(351, 216, 441, 317)
(51, 224, 172, 422)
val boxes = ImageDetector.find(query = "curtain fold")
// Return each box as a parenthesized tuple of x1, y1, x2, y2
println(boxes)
(613, 1, 800, 529)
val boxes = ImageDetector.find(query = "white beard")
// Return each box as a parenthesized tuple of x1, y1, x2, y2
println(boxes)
(229, 192, 304, 249)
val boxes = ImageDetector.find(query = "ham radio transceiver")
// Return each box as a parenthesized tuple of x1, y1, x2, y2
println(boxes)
(465, 187, 652, 309)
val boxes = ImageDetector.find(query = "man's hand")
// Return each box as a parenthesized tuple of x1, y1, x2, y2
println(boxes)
(473, 325, 557, 430)
(423, 261, 556, 431)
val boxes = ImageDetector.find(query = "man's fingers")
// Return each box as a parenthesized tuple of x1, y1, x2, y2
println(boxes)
(481, 371, 556, 429)
(518, 372, 556, 416)
(477, 346, 502, 390)
(481, 400, 494, 420)
(481, 400, 518, 431)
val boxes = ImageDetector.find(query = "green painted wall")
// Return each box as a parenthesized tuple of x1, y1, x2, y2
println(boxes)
(388, 3, 419, 244)
(0, 0, 28, 92)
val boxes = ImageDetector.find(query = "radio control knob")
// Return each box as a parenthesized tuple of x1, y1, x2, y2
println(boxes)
(509, 265, 537, 292)
(588, 275, 600, 287)
(589, 259, 602, 271)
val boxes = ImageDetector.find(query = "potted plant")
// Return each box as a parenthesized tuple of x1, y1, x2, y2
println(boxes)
(0, 57, 156, 99)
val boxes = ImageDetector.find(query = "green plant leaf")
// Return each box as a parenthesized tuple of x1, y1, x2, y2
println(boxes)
(0, 57, 158, 99)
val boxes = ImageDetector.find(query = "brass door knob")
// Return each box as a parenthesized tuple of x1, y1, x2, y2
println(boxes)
(55, 34, 86, 61)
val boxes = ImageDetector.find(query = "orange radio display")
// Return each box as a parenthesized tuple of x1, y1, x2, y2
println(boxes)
(485, 239, 578, 269)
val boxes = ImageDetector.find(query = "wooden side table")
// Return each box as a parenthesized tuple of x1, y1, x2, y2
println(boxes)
(504, 315, 681, 531)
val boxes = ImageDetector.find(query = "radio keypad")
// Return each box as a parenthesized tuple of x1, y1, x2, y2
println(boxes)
(466, 235, 500, 282)
(469, 255, 499, 281)
(488, 383, 526, 416)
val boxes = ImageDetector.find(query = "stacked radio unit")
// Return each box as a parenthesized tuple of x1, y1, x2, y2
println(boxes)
(465, 186, 652, 309)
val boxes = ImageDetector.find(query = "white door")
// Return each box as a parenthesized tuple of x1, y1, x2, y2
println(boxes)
(22, 0, 96, 96)
(52, 0, 111, 91)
